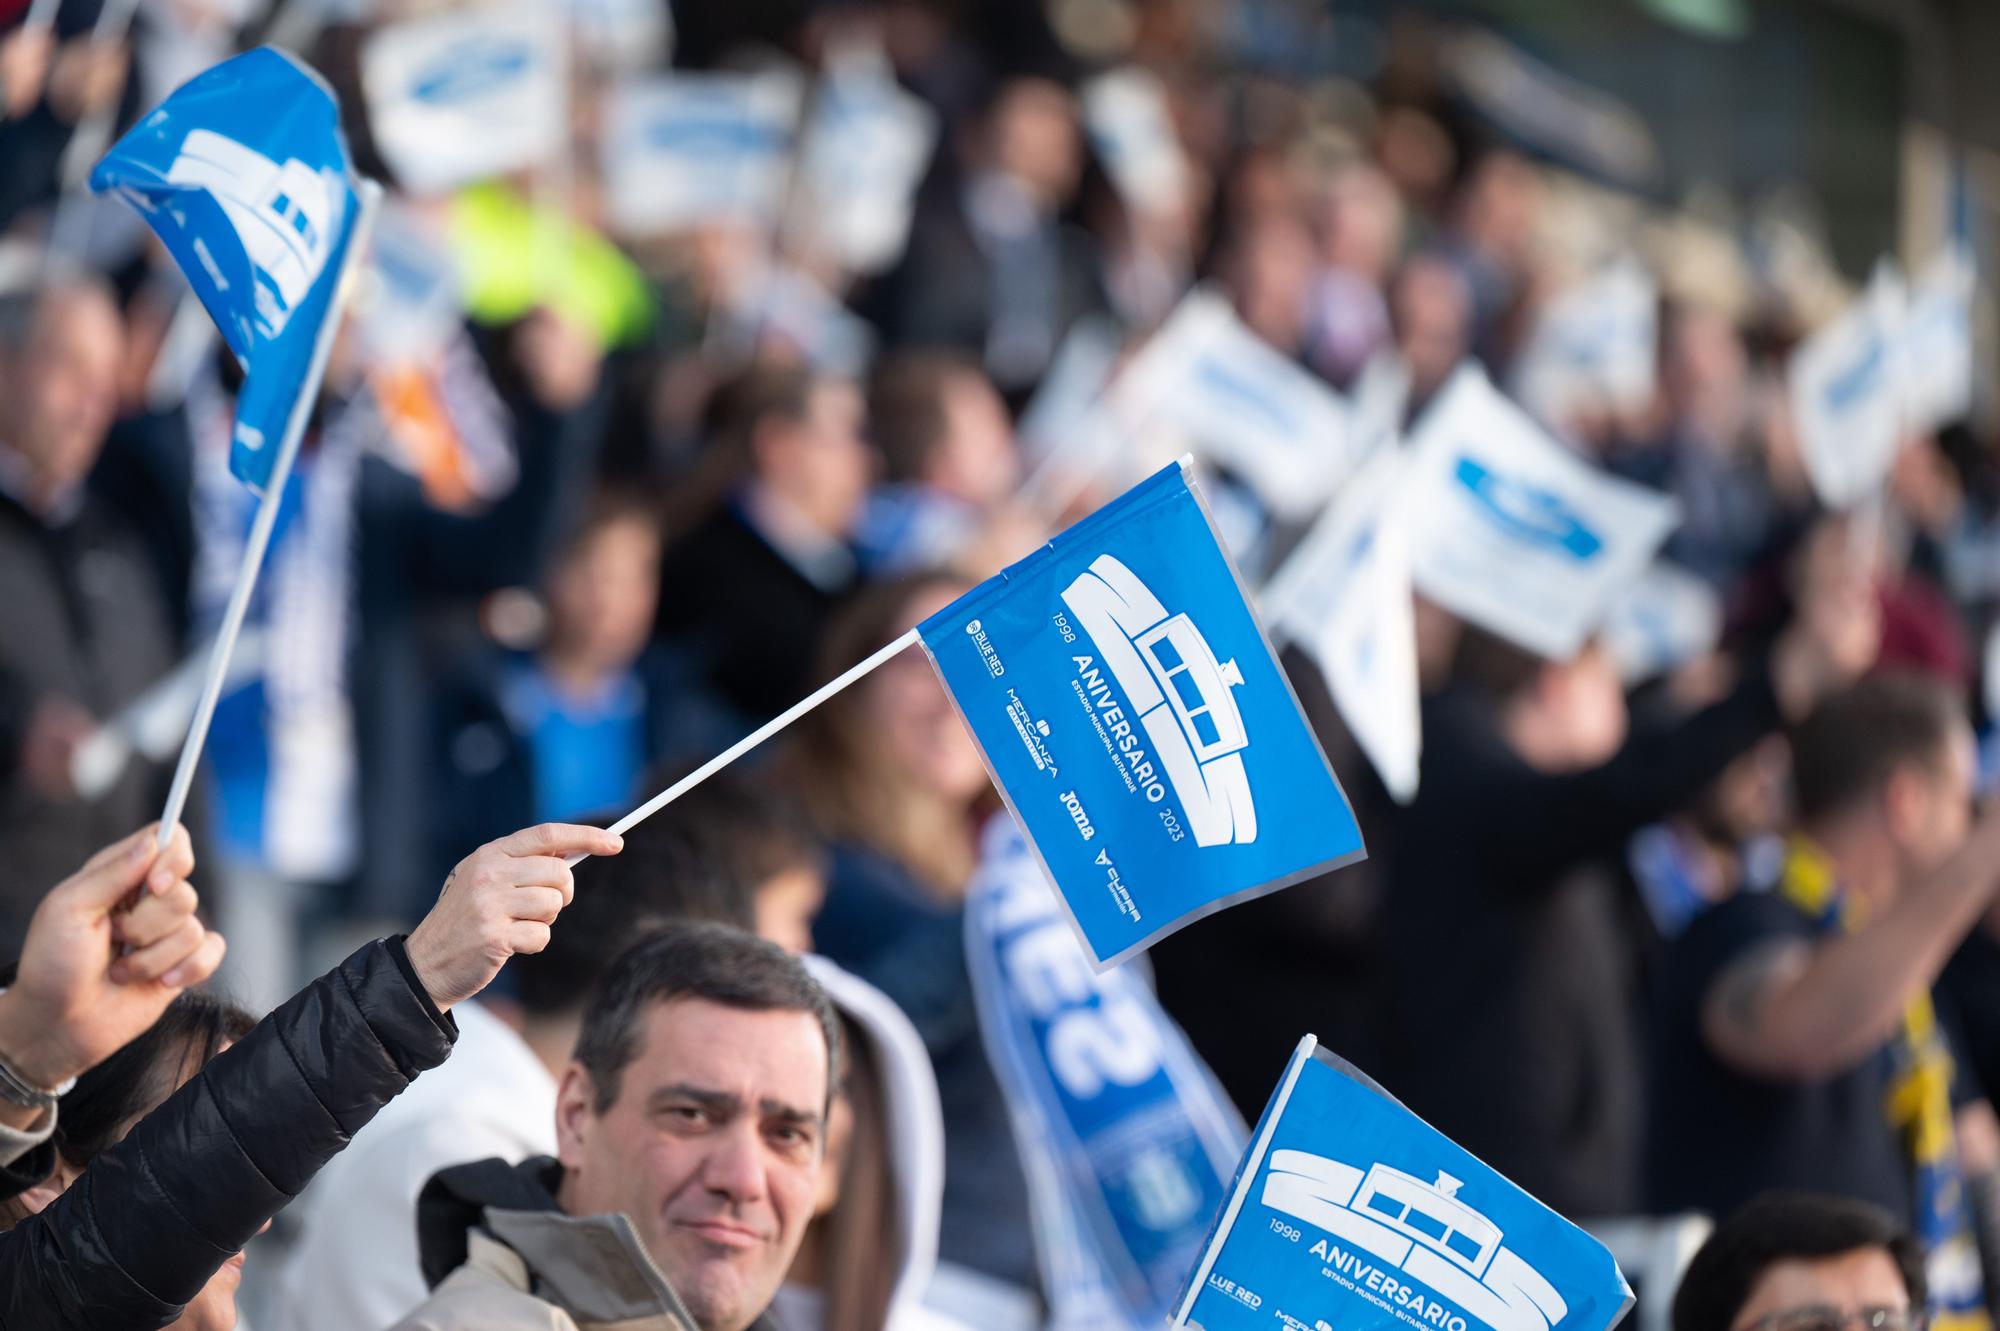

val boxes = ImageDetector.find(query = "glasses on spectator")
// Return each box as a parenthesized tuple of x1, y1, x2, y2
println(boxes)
(1736, 1307, 1927, 1331)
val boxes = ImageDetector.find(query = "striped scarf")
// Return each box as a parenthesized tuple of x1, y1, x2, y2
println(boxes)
(1779, 837, 1991, 1330)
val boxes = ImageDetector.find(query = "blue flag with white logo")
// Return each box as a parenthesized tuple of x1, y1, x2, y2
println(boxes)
(1173, 1036, 1633, 1331)
(917, 458, 1365, 969)
(92, 47, 363, 493)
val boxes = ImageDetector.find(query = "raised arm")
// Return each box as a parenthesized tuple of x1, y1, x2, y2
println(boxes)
(1702, 811, 2000, 1082)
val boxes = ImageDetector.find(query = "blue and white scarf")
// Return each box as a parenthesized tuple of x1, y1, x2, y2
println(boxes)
(964, 815, 1246, 1330)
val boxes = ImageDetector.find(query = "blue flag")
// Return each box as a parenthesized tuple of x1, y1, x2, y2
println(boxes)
(917, 459, 1364, 968)
(92, 47, 364, 492)
(1172, 1037, 1633, 1331)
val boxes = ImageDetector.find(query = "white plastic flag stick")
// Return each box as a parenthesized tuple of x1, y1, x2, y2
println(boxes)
(153, 180, 383, 849)
(568, 626, 922, 866)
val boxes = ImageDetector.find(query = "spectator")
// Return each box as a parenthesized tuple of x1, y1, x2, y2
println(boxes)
(0, 819, 622, 1327)
(1648, 675, 2000, 1317)
(656, 363, 872, 723)
(1388, 252, 1474, 417)
(854, 351, 1035, 577)
(0, 279, 180, 957)
(659, 769, 828, 956)
(274, 812, 766, 1331)
(394, 922, 839, 1331)
(780, 955, 975, 1331)
(879, 75, 1106, 400)
(0, 991, 258, 1330)
(1673, 1193, 1925, 1331)
(434, 493, 727, 871)
(1625, 733, 1791, 941)
(784, 576, 1042, 1316)
(1377, 545, 1876, 1222)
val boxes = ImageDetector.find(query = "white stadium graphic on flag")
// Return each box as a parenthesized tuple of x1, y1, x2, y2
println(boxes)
(164, 128, 346, 342)
(1059, 553, 1256, 848)
(1261, 1149, 1570, 1331)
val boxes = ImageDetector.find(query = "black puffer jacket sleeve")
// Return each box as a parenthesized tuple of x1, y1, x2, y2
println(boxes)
(0, 936, 457, 1330)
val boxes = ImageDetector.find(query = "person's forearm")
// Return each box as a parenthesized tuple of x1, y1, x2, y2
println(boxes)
(1761, 820, 2000, 1076)
(0, 990, 76, 1131)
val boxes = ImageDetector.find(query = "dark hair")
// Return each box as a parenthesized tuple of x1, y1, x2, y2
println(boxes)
(1791, 674, 1965, 825)
(867, 351, 981, 485)
(702, 361, 820, 476)
(551, 490, 663, 571)
(650, 767, 825, 897)
(59, 992, 254, 1169)
(512, 820, 758, 1018)
(1672, 1193, 1924, 1331)
(574, 922, 841, 1114)
(1450, 623, 1551, 707)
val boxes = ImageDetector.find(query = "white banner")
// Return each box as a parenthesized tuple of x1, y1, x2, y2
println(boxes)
(352, 200, 461, 368)
(1114, 290, 1354, 523)
(1264, 448, 1421, 801)
(1789, 265, 1907, 509)
(362, 7, 566, 196)
(1511, 257, 1657, 430)
(602, 70, 803, 236)
(1898, 244, 1977, 437)
(1404, 364, 1680, 661)
(792, 40, 937, 275)
(1082, 68, 1187, 216)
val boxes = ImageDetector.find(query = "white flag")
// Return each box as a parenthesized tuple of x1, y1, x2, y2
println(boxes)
(353, 201, 461, 368)
(1082, 68, 1187, 215)
(1404, 364, 1680, 661)
(1598, 560, 1723, 684)
(1264, 448, 1421, 801)
(362, 7, 567, 196)
(1898, 245, 1977, 436)
(1115, 290, 1353, 523)
(792, 40, 936, 275)
(602, 71, 803, 237)
(1511, 256, 1657, 429)
(1790, 265, 1907, 509)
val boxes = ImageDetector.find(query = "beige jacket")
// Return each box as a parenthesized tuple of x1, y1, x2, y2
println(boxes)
(389, 1207, 701, 1331)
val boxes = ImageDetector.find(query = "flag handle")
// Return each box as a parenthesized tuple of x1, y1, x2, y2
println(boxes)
(153, 180, 383, 850)
(568, 626, 923, 867)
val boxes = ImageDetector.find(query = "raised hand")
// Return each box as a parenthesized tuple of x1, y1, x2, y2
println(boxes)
(0, 824, 225, 1092)
(404, 823, 624, 1012)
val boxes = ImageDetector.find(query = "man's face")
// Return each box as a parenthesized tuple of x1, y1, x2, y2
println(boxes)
(1730, 1247, 1912, 1331)
(556, 999, 829, 1331)
(1, 287, 123, 498)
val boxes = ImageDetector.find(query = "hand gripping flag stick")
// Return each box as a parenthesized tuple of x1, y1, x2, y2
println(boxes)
(565, 626, 922, 866)
(151, 180, 382, 849)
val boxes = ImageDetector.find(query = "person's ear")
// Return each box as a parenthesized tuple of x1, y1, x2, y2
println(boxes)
(1882, 765, 1927, 848)
(554, 1062, 599, 1172)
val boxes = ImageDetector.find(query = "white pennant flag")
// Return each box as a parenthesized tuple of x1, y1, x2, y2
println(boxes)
(1789, 264, 1907, 509)
(1114, 290, 1354, 523)
(791, 40, 937, 275)
(1264, 447, 1422, 801)
(1598, 560, 1724, 684)
(1082, 68, 1188, 216)
(1511, 256, 1657, 430)
(1898, 244, 1977, 437)
(1404, 364, 1680, 661)
(362, 7, 567, 196)
(602, 70, 803, 237)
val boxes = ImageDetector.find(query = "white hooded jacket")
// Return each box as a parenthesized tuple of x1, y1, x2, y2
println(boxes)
(765, 956, 978, 1331)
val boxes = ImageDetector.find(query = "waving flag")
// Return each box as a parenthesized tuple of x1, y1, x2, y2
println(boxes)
(1173, 1036, 1632, 1331)
(917, 459, 1364, 968)
(92, 47, 365, 493)
(602, 71, 802, 236)
(1115, 291, 1355, 523)
(1790, 265, 1907, 510)
(361, 6, 567, 196)
(1403, 365, 1679, 661)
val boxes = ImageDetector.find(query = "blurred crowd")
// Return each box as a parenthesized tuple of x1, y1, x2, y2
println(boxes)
(5, 0, 2000, 1328)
